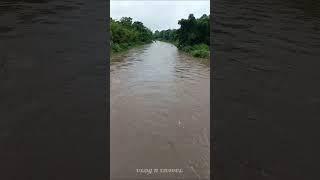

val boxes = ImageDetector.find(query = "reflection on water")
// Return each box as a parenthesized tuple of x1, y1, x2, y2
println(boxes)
(111, 41, 210, 179)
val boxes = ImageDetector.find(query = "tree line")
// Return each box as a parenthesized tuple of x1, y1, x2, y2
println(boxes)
(110, 17, 153, 53)
(111, 14, 210, 58)
(154, 14, 210, 58)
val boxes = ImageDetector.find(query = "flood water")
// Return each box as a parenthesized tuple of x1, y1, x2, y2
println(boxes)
(110, 41, 210, 179)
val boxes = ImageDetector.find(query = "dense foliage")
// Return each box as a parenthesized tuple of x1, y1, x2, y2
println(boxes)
(111, 17, 153, 53)
(110, 14, 210, 58)
(154, 14, 210, 58)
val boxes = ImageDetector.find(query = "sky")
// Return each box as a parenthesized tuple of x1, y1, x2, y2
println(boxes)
(110, 0, 210, 32)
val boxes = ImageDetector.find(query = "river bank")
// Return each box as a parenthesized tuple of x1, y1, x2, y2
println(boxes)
(156, 39, 210, 59)
(111, 41, 152, 54)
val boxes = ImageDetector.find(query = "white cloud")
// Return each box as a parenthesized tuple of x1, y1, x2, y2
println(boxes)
(110, 0, 210, 32)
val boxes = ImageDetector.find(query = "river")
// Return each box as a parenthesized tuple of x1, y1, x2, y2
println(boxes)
(110, 41, 210, 179)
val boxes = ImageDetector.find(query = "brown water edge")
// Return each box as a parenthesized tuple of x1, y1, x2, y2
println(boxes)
(110, 41, 210, 179)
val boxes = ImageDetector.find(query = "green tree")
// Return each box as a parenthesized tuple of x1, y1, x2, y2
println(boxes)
(110, 17, 154, 53)
(153, 13, 210, 58)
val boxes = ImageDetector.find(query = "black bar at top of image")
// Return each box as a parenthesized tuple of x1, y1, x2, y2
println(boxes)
(0, 0, 108, 179)
(212, 0, 320, 179)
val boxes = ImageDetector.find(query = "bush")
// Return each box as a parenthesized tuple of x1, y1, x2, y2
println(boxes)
(112, 43, 122, 52)
(178, 43, 209, 58)
(192, 44, 209, 51)
(181, 45, 193, 52)
(120, 43, 129, 49)
(191, 49, 209, 58)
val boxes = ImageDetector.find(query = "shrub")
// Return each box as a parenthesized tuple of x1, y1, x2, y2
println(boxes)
(181, 46, 192, 52)
(192, 43, 209, 51)
(112, 43, 122, 52)
(191, 49, 209, 58)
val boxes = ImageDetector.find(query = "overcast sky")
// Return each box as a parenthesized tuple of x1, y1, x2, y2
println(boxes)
(110, 0, 210, 32)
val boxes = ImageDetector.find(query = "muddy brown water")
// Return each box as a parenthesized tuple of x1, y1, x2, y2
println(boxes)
(110, 41, 210, 179)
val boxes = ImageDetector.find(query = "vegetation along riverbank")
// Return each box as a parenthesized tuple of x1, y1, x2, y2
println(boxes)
(110, 14, 210, 59)
(110, 17, 153, 54)
(154, 14, 210, 59)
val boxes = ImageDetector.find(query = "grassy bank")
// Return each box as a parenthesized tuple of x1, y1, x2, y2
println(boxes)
(178, 43, 210, 59)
